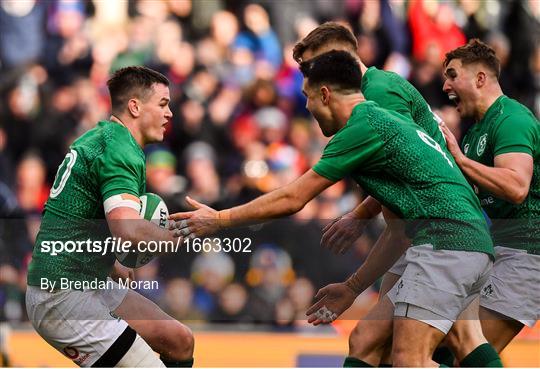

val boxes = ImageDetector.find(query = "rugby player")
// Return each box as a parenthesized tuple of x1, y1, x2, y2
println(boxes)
(440, 39, 540, 354)
(170, 50, 495, 367)
(26, 66, 194, 367)
(293, 22, 500, 367)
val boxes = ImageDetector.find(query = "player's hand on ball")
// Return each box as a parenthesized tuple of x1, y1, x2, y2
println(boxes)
(321, 212, 369, 254)
(306, 282, 357, 325)
(169, 196, 220, 237)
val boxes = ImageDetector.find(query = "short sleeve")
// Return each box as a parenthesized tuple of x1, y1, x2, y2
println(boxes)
(493, 116, 538, 157)
(312, 117, 385, 181)
(95, 146, 145, 201)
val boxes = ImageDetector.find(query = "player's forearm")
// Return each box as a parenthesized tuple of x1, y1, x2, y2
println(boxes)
(345, 227, 409, 295)
(351, 196, 382, 219)
(109, 219, 178, 255)
(220, 186, 306, 228)
(219, 170, 331, 228)
(458, 157, 529, 204)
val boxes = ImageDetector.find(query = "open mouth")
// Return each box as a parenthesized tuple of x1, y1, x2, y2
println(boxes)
(448, 93, 461, 108)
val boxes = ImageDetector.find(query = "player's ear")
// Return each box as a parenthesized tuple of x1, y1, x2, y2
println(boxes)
(128, 98, 141, 118)
(320, 86, 330, 105)
(476, 71, 487, 88)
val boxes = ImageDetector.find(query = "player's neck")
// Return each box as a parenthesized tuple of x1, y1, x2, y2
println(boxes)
(334, 94, 366, 126)
(110, 115, 144, 147)
(475, 86, 504, 121)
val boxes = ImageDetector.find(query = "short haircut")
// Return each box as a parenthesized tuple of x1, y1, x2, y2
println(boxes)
(444, 39, 501, 79)
(300, 50, 362, 94)
(293, 21, 357, 63)
(107, 66, 170, 113)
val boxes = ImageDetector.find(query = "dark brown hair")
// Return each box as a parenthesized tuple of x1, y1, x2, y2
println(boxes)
(107, 66, 169, 114)
(293, 22, 357, 63)
(300, 50, 362, 94)
(444, 39, 501, 79)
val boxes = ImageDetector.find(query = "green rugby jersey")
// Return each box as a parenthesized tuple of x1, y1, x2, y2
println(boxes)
(27, 121, 146, 286)
(461, 95, 540, 251)
(313, 101, 493, 256)
(362, 67, 447, 148)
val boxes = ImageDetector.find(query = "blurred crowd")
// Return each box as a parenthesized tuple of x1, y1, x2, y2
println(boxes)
(0, 0, 539, 327)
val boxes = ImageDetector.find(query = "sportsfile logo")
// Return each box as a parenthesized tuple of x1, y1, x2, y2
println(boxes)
(39, 237, 182, 256)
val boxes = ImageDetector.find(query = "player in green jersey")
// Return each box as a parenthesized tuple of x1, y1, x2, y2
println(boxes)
(440, 39, 540, 355)
(293, 23, 447, 264)
(292, 22, 501, 368)
(26, 66, 194, 367)
(170, 50, 495, 367)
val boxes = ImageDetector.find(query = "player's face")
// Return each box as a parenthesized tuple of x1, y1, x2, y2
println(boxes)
(302, 79, 335, 137)
(443, 59, 479, 118)
(138, 83, 172, 145)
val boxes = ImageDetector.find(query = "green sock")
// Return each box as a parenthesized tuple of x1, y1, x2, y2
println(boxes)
(439, 365, 449, 368)
(460, 343, 503, 367)
(433, 346, 455, 367)
(343, 356, 374, 367)
(159, 356, 194, 367)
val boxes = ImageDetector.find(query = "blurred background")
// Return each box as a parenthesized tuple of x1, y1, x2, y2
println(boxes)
(0, 0, 539, 366)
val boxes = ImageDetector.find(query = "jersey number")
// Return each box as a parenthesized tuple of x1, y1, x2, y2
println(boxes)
(50, 149, 78, 198)
(416, 130, 453, 168)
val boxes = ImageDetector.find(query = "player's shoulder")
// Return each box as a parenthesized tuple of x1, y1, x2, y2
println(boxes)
(357, 100, 407, 121)
(350, 100, 380, 122)
(491, 96, 539, 130)
(500, 96, 537, 121)
(74, 120, 145, 166)
(363, 67, 420, 102)
(364, 67, 411, 87)
(102, 121, 143, 156)
(72, 120, 125, 147)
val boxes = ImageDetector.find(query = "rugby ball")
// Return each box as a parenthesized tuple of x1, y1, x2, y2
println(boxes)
(115, 193, 169, 268)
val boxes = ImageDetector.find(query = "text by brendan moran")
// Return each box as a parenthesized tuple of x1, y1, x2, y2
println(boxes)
(40, 277, 159, 292)
(39, 237, 181, 256)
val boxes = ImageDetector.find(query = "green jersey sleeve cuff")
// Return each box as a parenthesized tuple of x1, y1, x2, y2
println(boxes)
(312, 162, 345, 182)
(494, 145, 534, 157)
(102, 189, 140, 203)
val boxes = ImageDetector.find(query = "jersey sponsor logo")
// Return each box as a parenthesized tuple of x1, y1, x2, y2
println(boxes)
(464, 144, 470, 155)
(477, 134, 487, 156)
(480, 196, 495, 206)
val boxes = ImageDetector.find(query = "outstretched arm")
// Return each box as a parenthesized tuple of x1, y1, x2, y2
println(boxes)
(170, 169, 335, 237)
